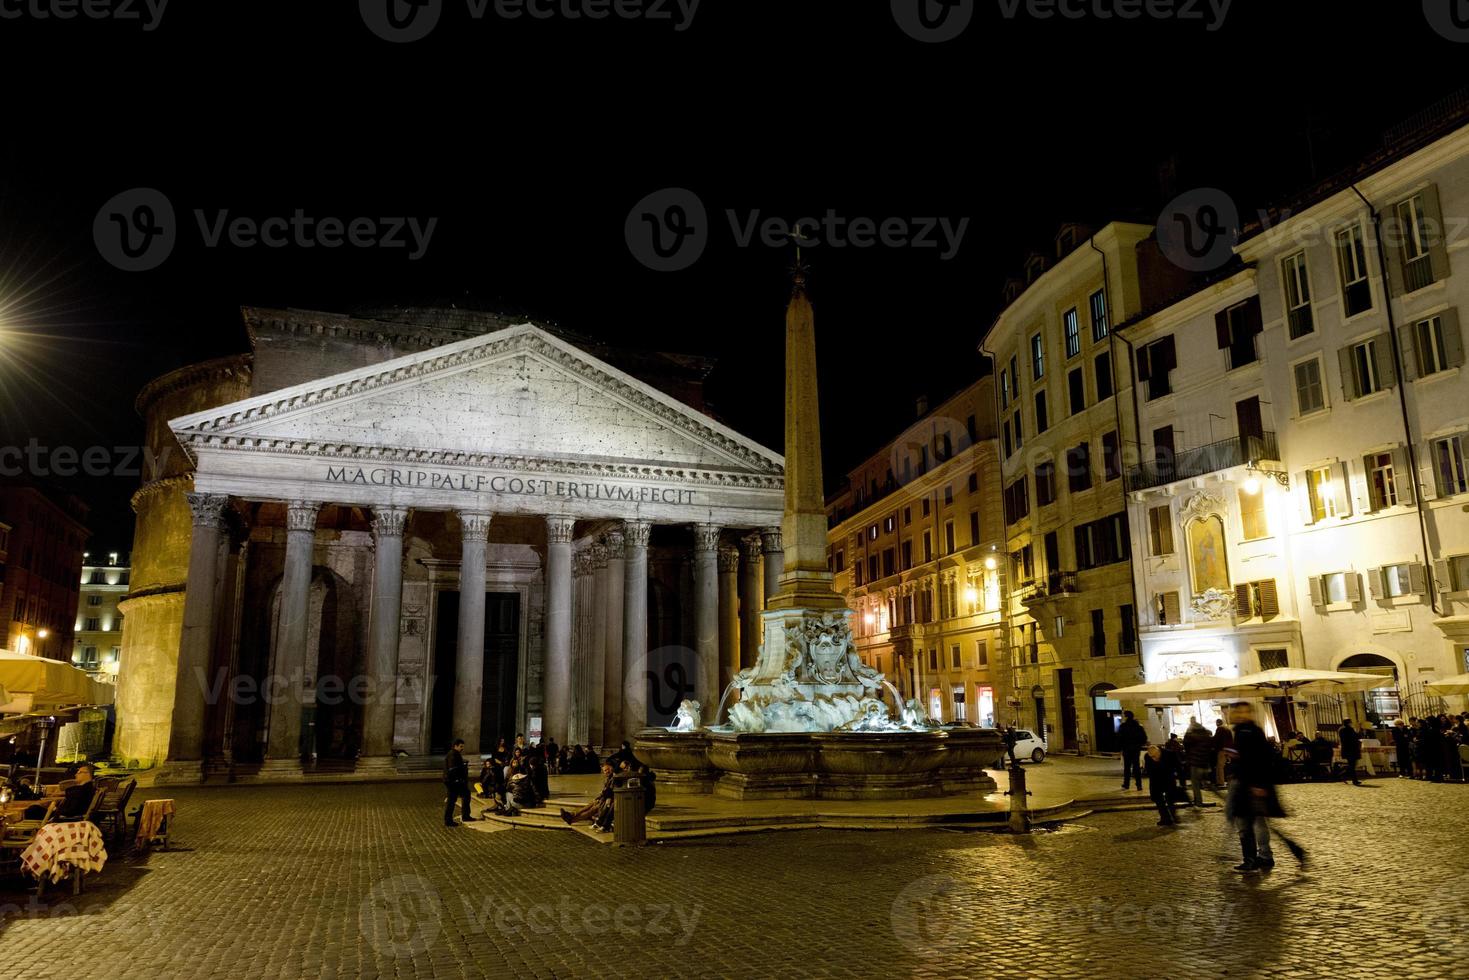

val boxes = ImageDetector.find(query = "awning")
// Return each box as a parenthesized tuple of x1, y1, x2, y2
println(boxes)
(1426, 673, 1469, 696)
(1201, 667, 1390, 699)
(0, 650, 114, 715)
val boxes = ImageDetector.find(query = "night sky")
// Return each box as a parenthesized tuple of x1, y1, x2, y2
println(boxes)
(0, 1, 1463, 552)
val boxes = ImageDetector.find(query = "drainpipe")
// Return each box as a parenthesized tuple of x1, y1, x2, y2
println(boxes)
(978, 343, 1020, 726)
(1092, 236, 1146, 659)
(1351, 184, 1441, 617)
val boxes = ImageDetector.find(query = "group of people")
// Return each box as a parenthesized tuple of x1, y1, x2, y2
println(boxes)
(442, 735, 654, 830)
(1121, 705, 1306, 874)
(1388, 713, 1469, 782)
(1118, 710, 1235, 812)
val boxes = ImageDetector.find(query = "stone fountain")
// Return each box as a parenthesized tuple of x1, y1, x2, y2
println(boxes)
(635, 268, 998, 800)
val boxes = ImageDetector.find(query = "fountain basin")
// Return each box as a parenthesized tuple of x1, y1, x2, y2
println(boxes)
(634, 729, 719, 794)
(634, 727, 1000, 801)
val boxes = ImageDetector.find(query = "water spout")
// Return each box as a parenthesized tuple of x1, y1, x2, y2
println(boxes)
(712, 681, 738, 727)
(881, 680, 904, 720)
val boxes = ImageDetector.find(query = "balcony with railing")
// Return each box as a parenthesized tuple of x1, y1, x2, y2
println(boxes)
(1125, 432, 1279, 493)
(1020, 570, 1079, 607)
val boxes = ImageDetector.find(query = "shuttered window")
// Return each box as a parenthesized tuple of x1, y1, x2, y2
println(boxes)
(1147, 505, 1174, 555)
(1235, 580, 1279, 620)
(1156, 591, 1181, 625)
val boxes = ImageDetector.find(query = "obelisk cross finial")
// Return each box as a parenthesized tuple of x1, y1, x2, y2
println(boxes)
(789, 221, 811, 291)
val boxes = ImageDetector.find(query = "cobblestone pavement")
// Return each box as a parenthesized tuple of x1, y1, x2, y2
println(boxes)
(1, 777, 1465, 979)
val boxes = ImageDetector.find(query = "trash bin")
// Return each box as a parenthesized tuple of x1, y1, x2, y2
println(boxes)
(613, 778, 646, 846)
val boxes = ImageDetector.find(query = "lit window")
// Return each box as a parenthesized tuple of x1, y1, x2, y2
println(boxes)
(1063, 308, 1080, 358)
(1366, 452, 1399, 510)
(1089, 289, 1108, 341)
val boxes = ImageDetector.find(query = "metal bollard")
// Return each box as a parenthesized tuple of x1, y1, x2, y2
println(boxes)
(1004, 763, 1031, 834)
(613, 779, 646, 846)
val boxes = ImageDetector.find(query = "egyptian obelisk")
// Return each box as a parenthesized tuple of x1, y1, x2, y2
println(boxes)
(765, 264, 844, 613)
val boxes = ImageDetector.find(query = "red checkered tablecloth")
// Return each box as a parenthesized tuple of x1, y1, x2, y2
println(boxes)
(20, 821, 108, 883)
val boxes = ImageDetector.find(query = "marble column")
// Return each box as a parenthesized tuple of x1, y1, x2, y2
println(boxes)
(360, 506, 408, 772)
(692, 524, 721, 716)
(454, 511, 492, 754)
(739, 533, 764, 670)
(621, 519, 651, 737)
(601, 530, 626, 748)
(263, 500, 320, 775)
(161, 492, 230, 781)
(760, 528, 784, 605)
(588, 543, 608, 748)
(567, 548, 592, 748)
(544, 515, 575, 748)
(717, 545, 740, 690)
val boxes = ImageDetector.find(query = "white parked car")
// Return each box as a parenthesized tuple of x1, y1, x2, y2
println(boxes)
(993, 730, 1046, 766)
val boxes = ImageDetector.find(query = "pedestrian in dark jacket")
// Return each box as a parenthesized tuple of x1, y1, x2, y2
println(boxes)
(443, 739, 476, 827)
(1420, 717, 1442, 782)
(1392, 721, 1413, 778)
(1144, 744, 1180, 826)
(1212, 719, 1234, 786)
(1224, 703, 1300, 873)
(1338, 720, 1363, 785)
(1183, 718, 1214, 807)
(1118, 712, 1147, 790)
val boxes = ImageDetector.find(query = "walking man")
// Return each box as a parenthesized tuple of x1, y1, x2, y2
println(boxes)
(1119, 710, 1147, 790)
(1338, 719, 1364, 786)
(1224, 701, 1302, 873)
(1183, 716, 1214, 807)
(1212, 717, 1233, 787)
(443, 738, 476, 827)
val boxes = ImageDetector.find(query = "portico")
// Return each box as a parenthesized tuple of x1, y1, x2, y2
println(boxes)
(151, 322, 784, 781)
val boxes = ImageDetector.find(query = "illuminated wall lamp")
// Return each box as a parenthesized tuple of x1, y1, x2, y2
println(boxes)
(1242, 462, 1289, 494)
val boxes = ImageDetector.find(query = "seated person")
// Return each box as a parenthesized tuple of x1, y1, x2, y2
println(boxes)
(506, 770, 543, 810)
(54, 764, 96, 820)
(560, 762, 616, 827)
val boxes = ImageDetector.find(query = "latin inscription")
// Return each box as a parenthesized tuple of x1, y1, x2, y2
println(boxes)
(325, 466, 695, 505)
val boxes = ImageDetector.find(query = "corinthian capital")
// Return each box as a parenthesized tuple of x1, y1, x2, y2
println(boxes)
(623, 519, 652, 550)
(602, 529, 625, 560)
(760, 527, 783, 553)
(186, 492, 230, 530)
(692, 523, 721, 554)
(285, 500, 320, 532)
(459, 511, 493, 542)
(546, 515, 576, 545)
(371, 506, 409, 538)
(718, 546, 740, 573)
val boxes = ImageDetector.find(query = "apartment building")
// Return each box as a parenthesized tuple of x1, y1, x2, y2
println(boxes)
(74, 551, 130, 681)
(826, 379, 1006, 726)
(978, 222, 1192, 752)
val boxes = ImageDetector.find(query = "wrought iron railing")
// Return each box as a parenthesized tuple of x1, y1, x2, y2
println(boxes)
(1125, 432, 1279, 492)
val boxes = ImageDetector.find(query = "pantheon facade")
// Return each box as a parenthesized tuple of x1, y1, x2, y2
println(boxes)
(115, 307, 785, 779)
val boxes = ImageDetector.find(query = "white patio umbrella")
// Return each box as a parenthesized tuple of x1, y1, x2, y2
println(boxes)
(1201, 667, 1391, 699)
(1106, 674, 1235, 703)
(1425, 673, 1469, 696)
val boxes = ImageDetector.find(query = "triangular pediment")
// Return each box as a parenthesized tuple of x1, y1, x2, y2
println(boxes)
(170, 323, 783, 481)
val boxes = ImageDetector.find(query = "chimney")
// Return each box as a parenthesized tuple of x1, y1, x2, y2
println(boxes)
(915, 394, 929, 418)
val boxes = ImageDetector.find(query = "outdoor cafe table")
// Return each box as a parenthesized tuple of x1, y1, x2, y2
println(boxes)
(20, 821, 107, 884)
